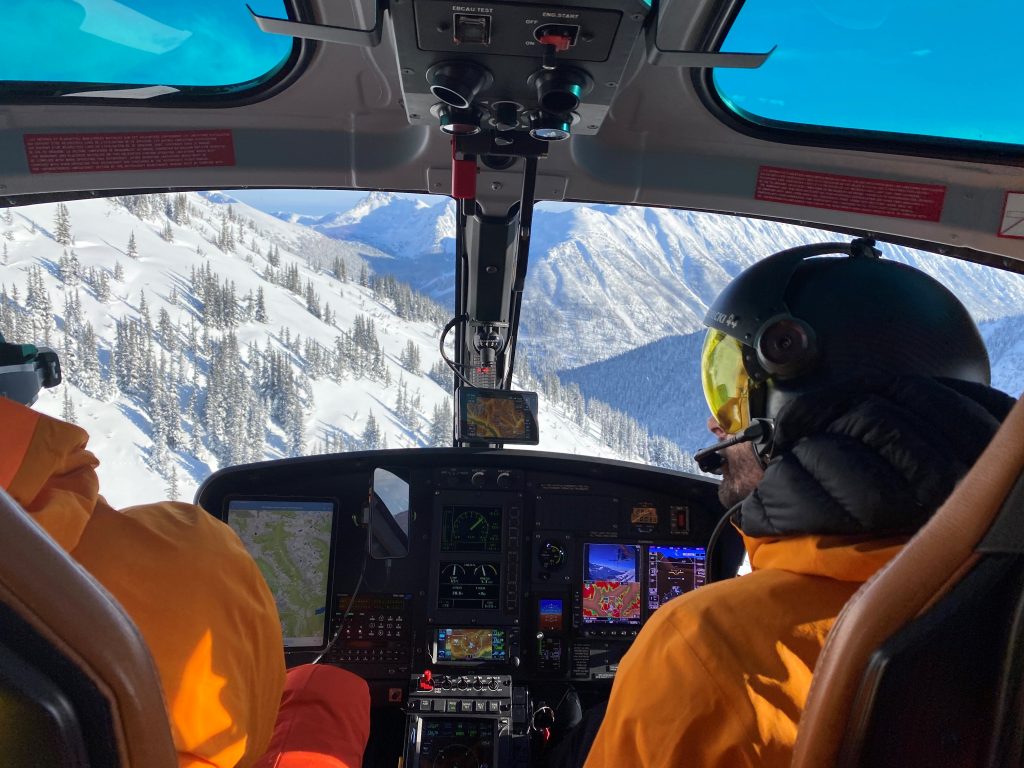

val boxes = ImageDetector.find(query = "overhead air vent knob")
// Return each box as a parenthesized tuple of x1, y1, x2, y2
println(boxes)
(427, 61, 493, 109)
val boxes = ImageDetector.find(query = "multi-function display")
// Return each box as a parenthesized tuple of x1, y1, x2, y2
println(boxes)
(581, 543, 642, 625)
(417, 718, 495, 768)
(438, 561, 501, 610)
(434, 628, 508, 662)
(647, 546, 707, 611)
(441, 505, 503, 552)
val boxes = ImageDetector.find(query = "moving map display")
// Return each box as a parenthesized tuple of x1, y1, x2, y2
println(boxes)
(582, 543, 641, 625)
(647, 546, 707, 611)
(435, 628, 508, 662)
(227, 499, 334, 647)
(457, 388, 539, 445)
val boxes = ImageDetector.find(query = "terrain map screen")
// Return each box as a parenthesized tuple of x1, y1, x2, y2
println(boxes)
(227, 499, 334, 647)
(436, 628, 508, 661)
(582, 543, 641, 625)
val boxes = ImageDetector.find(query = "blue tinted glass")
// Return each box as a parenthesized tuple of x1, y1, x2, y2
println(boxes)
(0, 0, 294, 88)
(713, 0, 1022, 146)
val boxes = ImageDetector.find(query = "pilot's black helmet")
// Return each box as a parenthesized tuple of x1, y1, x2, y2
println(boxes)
(700, 239, 990, 434)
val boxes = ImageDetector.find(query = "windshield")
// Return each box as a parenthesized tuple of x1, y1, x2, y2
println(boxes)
(713, 0, 1024, 147)
(2, 190, 1022, 506)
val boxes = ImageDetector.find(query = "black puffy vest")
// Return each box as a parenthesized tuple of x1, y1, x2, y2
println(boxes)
(737, 377, 1017, 538)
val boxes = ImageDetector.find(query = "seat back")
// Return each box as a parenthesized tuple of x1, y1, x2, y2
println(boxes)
(792, 395, 1024, 768)
(0, 487, 177, 767)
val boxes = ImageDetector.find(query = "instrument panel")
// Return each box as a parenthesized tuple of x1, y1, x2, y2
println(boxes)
(200, 449, 736, 690)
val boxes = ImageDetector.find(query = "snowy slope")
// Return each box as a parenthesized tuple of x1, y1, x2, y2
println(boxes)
(981, 314, 1024, 396)
(0, 193, 649, 510)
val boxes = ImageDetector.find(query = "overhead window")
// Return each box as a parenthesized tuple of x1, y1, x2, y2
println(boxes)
(0, 0, 300, 101)
(711, 0, 1023, 149)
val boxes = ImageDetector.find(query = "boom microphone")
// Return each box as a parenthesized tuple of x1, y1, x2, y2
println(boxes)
(694, 419, 773, 474)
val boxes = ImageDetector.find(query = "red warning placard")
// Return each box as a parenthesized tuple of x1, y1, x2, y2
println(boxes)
(755, 166, 945, 222)
(24, 130, 235, 174)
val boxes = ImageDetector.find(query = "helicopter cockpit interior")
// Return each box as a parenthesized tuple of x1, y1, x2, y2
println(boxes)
(1, 0, 1024, 766)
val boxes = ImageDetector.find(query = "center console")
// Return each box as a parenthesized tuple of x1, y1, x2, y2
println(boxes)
(405, 673, 523, 768)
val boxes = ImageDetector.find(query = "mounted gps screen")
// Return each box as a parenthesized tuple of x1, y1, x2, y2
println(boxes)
(226, 498, 335, 648)
(432, 628, 509, 663)
(456, 388, 539, 445)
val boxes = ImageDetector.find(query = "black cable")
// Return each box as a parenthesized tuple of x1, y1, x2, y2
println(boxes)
(313, 558, 366, 664)
(704, 503, 741, 584)
(440, 314, 476, 389)
(314, 517, 372, 664)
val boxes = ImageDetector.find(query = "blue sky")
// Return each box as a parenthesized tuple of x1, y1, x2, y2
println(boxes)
(715, 0, 1021, 145)
(2, 0, 292, 86)
(230, 189, 369, 216)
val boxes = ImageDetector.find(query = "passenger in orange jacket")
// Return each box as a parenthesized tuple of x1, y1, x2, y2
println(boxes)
(1, 337, 370, 768)
(584, 245, 1016, 767)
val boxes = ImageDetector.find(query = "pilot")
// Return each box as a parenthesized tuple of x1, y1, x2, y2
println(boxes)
(0, 334, 369, 768)
(582, 243, 1016, 767)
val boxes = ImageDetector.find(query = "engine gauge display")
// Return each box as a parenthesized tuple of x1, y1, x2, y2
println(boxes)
(438, 561, 501, 610)
(441, 505, 503, 552)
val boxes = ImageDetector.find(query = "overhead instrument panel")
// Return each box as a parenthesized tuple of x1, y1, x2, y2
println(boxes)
(388, 0, 651, 139)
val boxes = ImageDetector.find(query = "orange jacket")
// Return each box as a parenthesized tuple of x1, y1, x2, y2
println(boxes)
(0, 397, 286, 768)
(584, 531, 906, 768)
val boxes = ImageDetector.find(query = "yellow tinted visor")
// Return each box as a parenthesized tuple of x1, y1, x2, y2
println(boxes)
(701, 330, 751, 434)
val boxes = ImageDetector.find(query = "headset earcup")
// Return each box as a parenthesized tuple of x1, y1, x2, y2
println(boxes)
(755, 317, 816, 378)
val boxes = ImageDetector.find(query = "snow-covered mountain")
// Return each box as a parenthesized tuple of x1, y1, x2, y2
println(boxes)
(0, 193, 672, 510)
(298, 194, 1024, 372)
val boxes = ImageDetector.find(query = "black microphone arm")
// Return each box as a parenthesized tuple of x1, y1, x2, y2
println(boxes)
(694, 419, 773, 474)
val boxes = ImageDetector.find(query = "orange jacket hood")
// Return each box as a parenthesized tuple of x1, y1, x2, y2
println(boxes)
(1, 397, 286, 768)
(0, 397, 101, 552)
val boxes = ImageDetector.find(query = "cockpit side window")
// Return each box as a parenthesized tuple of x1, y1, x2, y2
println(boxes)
(0, 1, 304, 103)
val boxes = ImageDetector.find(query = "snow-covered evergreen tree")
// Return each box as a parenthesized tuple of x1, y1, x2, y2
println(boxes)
(54, 203, 73, 246)
(429, 399, 453, 447)
(255, 287, 269, 323)
(361, 411, 382, 450)
(62, 388, 77, 423)
(399, 339, 422, 374)
(26, 266, 53, 345)
(127, 231, 138, 259)
(166, 465, 180, 500)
